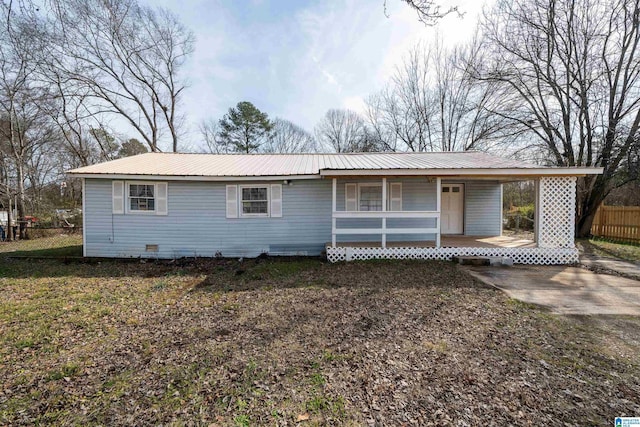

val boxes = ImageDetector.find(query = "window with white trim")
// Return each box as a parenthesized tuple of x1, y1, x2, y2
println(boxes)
(227, 184, 282, 219)
(345, 182, 402, 212)
(359, 184, 383, 211)
(129, 183, 156, 211)
(114, 181, 167, 215)
(240, 186, 269, 216)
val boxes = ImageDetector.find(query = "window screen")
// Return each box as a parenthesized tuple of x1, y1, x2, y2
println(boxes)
(129, 184, 155, 211)
(359, 186, 383, 211)
(241, 187, 269, 215)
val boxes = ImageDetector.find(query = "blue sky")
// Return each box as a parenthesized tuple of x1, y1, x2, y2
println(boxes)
(147, 0, 491, 150)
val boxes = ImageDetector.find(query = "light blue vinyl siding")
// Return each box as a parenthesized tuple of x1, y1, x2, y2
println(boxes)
(83, 177, 503, 258)
(461, 181, 502, 236)
(84, 179, 332, 258)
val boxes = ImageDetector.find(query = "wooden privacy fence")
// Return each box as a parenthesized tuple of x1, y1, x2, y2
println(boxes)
(591, 205, 640, 242)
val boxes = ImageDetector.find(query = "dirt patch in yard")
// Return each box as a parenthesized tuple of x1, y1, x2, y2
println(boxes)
(1, 258, 639, 426)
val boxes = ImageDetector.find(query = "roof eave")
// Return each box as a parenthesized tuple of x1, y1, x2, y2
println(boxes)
(66, 172, 321, 181)
(67, 167, 604, 180)
(319, 167, 604, 177)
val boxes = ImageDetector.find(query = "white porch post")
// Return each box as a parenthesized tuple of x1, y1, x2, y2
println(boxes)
(82, 178, 86, 257)
(499, 183, 504, 236)
(332, 178, 337, 247)
(381, 177, 387, 248)
(534, 179, 540, 246)
(537, 176, 577, 249)
(436, 177, 442, 248)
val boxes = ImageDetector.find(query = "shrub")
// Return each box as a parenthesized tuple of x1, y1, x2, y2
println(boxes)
(504, 204, 535, 231)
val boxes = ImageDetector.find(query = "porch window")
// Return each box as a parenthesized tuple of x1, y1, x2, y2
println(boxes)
(241, 186, 269, 216)
(359, 185, 383, 211)
(344, 182, 402, 211)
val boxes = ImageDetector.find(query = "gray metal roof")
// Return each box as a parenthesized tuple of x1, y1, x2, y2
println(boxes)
(67, 152, 602, 178)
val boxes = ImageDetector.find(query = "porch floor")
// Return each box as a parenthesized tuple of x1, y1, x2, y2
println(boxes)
(328, 235, 536, 249)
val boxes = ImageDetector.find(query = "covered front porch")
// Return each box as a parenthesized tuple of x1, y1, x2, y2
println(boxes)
(324, 173, 579, 264)
(328, 234, 536, 248)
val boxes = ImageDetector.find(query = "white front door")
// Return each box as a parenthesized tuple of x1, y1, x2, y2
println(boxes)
(441, 184, 464, 234)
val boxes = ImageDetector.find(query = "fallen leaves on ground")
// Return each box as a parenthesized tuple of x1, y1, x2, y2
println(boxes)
(0, 258, 639, 426)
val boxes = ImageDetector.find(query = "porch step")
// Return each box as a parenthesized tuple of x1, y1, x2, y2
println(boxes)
(452, 256, 514, 266)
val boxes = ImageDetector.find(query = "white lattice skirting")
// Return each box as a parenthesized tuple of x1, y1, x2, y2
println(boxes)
(326, 246, 579, 265)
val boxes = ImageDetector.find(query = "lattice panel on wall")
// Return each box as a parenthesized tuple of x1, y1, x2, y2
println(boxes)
(325, 246, 579, 265)
(538, 176, 577, 249)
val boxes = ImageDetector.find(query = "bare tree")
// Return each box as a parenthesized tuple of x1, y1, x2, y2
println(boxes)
(315, 109, 378, 153)
(475, 0, 640, 236)
(0, 1, 53, 238)
(0, 0, 183, 227)
(431, 40, 510, 151)
(366, 48, 433, 152)
(199, 118, 230, 154)
(45, 0, 194, 152)
(264, 118, 317, 153)
(366, 38, 506, 152)
(388, 1, 461, 25)
(364, 92, 399, 152)
(24, 138, 62, 213)
(42, 69, 113, 167)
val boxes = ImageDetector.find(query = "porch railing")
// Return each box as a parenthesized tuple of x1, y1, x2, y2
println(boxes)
(331, 211, 441, 248)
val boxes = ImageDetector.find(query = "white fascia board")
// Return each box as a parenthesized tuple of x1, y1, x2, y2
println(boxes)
(68, 173, 321, 181)
(319, 167, 603, 177)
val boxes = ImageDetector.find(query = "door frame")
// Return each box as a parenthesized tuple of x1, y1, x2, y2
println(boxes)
(441, 183, 465, 235)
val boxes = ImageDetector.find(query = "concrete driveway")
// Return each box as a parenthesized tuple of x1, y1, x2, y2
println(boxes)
(464, 265, 640, 315)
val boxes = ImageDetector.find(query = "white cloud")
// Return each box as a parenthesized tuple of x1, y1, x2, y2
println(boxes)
(140, 0, 495, 151)
(279, 0, 428, 130)
(342, 95, 367, 115)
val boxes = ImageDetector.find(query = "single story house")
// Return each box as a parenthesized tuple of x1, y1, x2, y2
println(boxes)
(68, 152, 602, 264)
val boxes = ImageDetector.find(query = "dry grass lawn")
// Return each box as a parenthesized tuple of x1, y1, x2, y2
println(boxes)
(0, 234, 82, 257)
(583, 238, 640, 262)
(0, 258, 639, 426)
